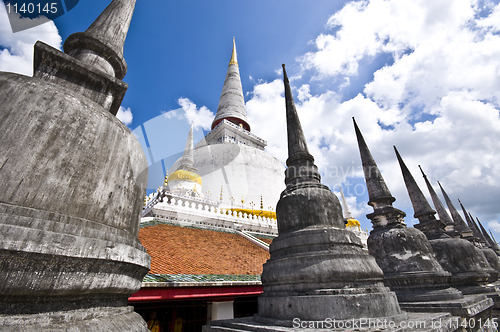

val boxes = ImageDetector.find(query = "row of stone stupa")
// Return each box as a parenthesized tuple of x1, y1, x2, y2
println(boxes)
(206, 64, 500, 331)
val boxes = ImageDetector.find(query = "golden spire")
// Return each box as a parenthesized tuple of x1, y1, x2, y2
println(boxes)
(229, 37, 238, 66)
(220, 185, 224, 201)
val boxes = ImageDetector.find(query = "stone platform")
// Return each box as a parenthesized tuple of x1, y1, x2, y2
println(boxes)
(399, 294, 493, 317)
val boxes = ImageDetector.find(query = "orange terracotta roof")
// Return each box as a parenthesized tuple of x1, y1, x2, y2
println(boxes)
(256, 237, 273, 245)
(138, 224, 270, 275)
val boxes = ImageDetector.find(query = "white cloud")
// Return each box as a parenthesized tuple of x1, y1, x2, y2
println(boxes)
(0, 0, 62, 76)
(116, 106, 133, 125)
(245, 0, 500, 233)
(163, 97, 214, 131)
(488, 221, 500, 234)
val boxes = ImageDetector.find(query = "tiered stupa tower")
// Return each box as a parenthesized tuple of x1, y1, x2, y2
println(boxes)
(192, 40, 285, 216)
(253, 65, 405, 324)
(0, 0, 150, 330)
(353, 120, 463, 305)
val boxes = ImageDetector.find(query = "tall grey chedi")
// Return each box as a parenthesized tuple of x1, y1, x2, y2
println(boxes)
(0, 0, 150, 330)
(255, 65, 404, 323)
(353, 120, 462, 304)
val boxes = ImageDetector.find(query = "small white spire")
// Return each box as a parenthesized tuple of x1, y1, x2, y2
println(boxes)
(340, 187, 353, 220)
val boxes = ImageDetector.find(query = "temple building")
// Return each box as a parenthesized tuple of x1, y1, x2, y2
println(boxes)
(133, 43, 370, 331)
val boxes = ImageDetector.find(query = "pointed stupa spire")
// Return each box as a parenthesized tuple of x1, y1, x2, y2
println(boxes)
(459, 200, 484, 243)
(394, 147, 446, 239)
(281, 64, 320, 187)
(64, 0, 136, 80)
(438, 182, 473, 237)
(340, 187, 353, 220)
(490, 230, 498, 244)
(211, 38, 250, 131)
(176, 124, 196, 173)
(353, 119, 405, 228)
(477, 218, 498, 249)
(353, 118, 395, 206)
(419, 166, 455, 231)
(469, 212, 487, 244)
(283, 64, 312, 164)
(394, 147, 437, 220)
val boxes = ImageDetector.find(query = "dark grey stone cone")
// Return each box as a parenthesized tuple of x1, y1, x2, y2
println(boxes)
(0, 0, 150, 330)
(419, 166, 458, 238)
(254, 66, 405, 324)
(394, 147, 448, 241)
(439, 183, 474, 239)
(477, 218, 500, 254)
(353, 124, 462, 304)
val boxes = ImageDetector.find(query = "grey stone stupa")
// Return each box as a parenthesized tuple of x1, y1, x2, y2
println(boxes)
(256, 65, 405, 324)
(204, 65, 408, 331)
(203, 66, 467, 331)
(395, 150, 499, 309)
(0, 0, 150, 330)
(353, 120, 468, 309)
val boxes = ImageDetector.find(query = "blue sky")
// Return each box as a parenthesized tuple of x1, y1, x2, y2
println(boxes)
(2, 0, 500, 239)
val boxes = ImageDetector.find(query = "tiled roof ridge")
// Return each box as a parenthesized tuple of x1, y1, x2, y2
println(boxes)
(143, 273, 261, 283)
(140, 219, 235, 234)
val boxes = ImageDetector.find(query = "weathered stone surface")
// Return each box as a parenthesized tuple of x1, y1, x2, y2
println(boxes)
(0, 72, 146, 236)
(368, 227, 461, 302)
(0, 0, 149, 330)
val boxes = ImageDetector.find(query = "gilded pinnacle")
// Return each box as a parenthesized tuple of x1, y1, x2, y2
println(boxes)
(229, 37, 238, 66)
